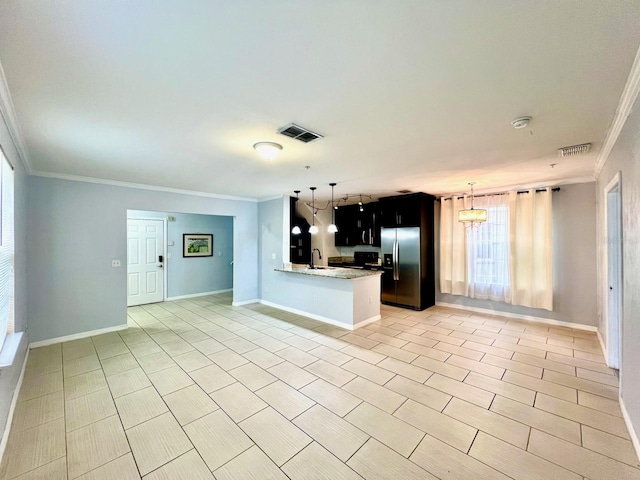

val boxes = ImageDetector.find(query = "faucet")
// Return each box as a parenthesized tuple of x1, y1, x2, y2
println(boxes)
(310, 248, 322, 269)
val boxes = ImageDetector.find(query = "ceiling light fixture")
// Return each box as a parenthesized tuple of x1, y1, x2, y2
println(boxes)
(253, 141, 282, 160)
(291, 190, 302, 235)
(309, 187, 319, 235)
(328, 183, 338, 234)
(458, 182, 487, 228)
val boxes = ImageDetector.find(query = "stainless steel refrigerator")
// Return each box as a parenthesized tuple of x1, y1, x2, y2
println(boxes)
(381, 226, 423, 309)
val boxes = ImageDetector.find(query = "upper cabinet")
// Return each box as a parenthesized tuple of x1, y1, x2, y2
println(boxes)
(379, 193, 434, 227)
(335, 202, 380, 247)
(290, 197, 311, 263)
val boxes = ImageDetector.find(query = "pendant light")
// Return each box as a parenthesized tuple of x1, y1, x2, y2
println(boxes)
(291, 190, 302, 235)
(328, 183, 338, 233)
(309, 187, 319, 234)
(458, 182, 487, 228)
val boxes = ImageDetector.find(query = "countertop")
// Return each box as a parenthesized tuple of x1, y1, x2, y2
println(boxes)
(274, 266, 382, 279)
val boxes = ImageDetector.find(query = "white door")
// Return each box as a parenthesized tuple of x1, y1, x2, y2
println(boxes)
(127, 219, 164, 306)
(606, 185, 622, 369)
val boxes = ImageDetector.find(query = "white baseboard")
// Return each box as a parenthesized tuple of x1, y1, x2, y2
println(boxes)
(29, 324, 129, 349)
(435, 302, 598, 332)
(232, 298, 260, 307)
(0, 348, 29, 465)
(620, 395, 640, 462)
(258, 300, 380, 331)
(353, 315, 382, 330)
(166, 289, 233, 301)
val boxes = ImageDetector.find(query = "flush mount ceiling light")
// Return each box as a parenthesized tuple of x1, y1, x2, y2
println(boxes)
(458, 182, 487, 228)
(291, 190, 302, 235)
(253, 142, 282, 160)
(309, 187, 319, 235)
(328, 183, 338, 234)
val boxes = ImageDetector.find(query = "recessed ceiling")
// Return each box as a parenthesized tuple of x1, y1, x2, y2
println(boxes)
(0, 1, 639, 201)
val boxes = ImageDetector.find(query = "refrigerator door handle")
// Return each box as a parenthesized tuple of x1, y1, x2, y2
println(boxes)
(393, 240, 399, 281)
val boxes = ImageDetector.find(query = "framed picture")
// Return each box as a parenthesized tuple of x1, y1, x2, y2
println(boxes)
(183, 234, 213, 257)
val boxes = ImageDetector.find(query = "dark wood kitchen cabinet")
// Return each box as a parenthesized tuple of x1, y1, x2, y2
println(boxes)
(379, 192, 434, 227)
(290, 197, 311, 263)
(335, 202, 380, 247)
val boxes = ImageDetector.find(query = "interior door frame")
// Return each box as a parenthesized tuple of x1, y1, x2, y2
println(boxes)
(603, 172, 622, 370)
(127, 216, 168, 305)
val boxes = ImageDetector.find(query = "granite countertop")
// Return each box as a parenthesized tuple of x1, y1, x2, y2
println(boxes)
(274, 266, 382, 279)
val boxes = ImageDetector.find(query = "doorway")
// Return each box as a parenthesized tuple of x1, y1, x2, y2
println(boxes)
(127, 218, 166, 306)
(605, 173, 622, 370)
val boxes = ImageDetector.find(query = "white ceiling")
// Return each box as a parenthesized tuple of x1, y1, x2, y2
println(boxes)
(1, 1, 639, 202)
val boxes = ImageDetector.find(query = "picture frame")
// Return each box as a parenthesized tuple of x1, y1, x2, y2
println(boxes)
(183, 233, 213, 257)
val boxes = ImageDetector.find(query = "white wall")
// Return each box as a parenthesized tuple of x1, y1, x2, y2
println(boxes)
(596, 93, 640, 448)
(436, 182, 598, 327)
(128, 210, 234, 298)
(0, 116, 28, 435)
(258, 197, 288, 301)
(27, 177, 258, 342)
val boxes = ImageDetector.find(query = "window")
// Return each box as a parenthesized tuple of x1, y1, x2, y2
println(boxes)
(469, 205, 509, 285)
(440, 188, 553, 310)
(467, 198, 510, 302)
(0, 148, 14, 351)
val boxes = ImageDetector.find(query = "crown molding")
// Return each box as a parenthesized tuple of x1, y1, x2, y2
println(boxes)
(258, 194, 286, 203)
(0, 59, 33, 173)
(30, 170, 259, 203)
(594, 43, 640, 178)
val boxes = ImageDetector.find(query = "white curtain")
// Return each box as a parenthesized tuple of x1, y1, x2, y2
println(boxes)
(467, 194, 511, 302)
(439, 195, 468, 296)
(508, 188, 553, 310)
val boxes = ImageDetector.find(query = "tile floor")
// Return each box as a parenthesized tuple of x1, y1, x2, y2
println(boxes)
(2, 292, 640, 479)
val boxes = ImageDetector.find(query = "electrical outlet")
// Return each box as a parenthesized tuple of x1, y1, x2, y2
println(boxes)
(112, 260, 121, 267)
(369, 296, 372, 304)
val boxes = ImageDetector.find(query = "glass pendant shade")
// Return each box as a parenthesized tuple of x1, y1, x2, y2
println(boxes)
(309, 187, 318, 234)
(291, 190, 302, 234)
(458, 208, 488, 223)
(458, 182, 487, 228)
(328, 182, 338, 234)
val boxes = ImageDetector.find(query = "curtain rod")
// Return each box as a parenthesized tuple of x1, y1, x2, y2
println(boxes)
(441, 187, 560, 201)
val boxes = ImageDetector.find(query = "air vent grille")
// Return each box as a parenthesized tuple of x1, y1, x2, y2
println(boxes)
(277, 123, 323, 143)
(558, 143, 591, 157)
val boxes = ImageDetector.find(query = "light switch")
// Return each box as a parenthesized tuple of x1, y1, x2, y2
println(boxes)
(168, 240, 174, 246)
(271, 253, 276, 260)
(167, 253, 172, 259)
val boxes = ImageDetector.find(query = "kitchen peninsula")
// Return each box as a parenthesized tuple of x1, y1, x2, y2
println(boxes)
(272, 266, 382, 330)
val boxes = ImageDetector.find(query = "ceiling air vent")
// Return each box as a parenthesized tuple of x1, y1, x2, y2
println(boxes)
(277, 123, 324, 143)
(558, 143, 591, 157)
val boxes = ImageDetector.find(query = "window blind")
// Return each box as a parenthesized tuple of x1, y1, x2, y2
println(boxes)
(0, 151, 14, 350)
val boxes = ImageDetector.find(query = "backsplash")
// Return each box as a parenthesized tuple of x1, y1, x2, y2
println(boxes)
(337, 245, 381, 256)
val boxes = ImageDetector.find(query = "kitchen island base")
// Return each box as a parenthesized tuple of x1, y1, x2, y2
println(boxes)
(271, 267, 382, 330)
